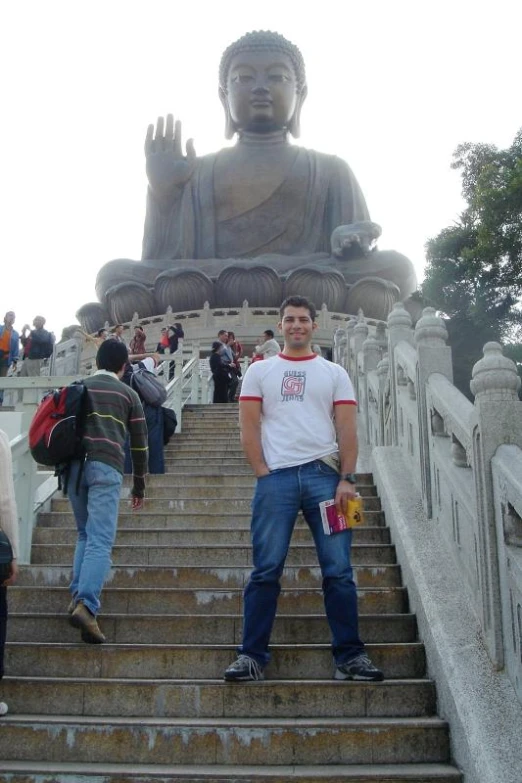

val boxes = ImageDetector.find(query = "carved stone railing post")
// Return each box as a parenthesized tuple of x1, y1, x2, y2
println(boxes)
(319, 303, 329, 330)
(333, 327, 346, 367)
(240, 300, 250, 327)
(387, 303, 413, 446)
(414, 307, 453, 518)
(202, 301, 212, 328)
(362, 336, 381, 443)
(353, 314, 369, 402)
(345, 318, 357, 378)
(375, 321, 387, 353)
(377, 354, 389, 446)
(190, 344, 200, 403)
(470, 342, 522, 666)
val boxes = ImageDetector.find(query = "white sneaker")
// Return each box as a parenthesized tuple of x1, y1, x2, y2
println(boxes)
(0, 701, 8, 716)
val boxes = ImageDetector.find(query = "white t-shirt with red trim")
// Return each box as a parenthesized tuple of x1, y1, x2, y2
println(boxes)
(239, 353, 357, 470)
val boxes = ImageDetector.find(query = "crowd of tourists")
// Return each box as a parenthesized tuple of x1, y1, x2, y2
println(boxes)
(0, 311, 55, 405)
(209, 328, 283, 403)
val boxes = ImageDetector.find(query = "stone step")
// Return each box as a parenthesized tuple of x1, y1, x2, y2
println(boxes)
(17, 563, 403, 589)
(121, 474, 259, 487)
(172, 430, 241, 438)
(119, 473, 378, 495)
(31, 525, 390, 546)
(0, 761, 463, 782)
(50, 495, 381, 513)
(163, 456, 249, 465)
(165, 458, 250, 467)
(38, 508, 385, 527)
(29, 543, 397, 566)
(7, 613, 417, 645)
(9, 585, 407, 615)
(178, 408, 237, 414)
(166, 450, 245, 459)
(5, 642, 425, 680)
(1, 676, 435, 718)
(0, 715, 450, 765)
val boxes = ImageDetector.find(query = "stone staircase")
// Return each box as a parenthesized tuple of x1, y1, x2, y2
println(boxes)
(0, 403, 462, 781)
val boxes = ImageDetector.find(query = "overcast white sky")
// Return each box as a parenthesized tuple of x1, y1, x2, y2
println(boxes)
(2, 0, 520, 337)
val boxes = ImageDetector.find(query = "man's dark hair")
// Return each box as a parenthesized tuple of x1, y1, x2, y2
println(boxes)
(96, 328, 106, 338)
(279, 295, 317, 321)
(217, 329, 227, 337)
(264, 329, 274, 339)
(96, 340, 128, 373)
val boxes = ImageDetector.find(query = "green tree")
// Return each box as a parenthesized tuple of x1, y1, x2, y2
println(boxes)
(421, 129, 522, 395)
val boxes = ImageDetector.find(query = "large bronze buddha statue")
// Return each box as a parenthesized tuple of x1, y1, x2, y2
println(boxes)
(80, 31, 416, 330)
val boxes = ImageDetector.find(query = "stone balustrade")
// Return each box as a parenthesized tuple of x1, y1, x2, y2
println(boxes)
(336, 303, 522, 705)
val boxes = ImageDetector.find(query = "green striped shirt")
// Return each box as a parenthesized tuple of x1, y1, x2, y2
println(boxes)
(82, 372, 148, 483)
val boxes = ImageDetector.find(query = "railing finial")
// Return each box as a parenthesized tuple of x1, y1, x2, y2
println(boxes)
(470, 342, 521, 402)
(414, 307, 448, 345)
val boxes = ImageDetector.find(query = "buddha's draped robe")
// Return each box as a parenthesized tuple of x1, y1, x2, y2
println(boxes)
(141, 148, 370, 263)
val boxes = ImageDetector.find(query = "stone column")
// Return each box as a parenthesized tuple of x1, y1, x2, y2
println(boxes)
(353, 315, 369, 403)
(470, 342, 522, 666)
(414, 307, 453, 518)
(362, 337, 382, 445)
(387, 303, 413, 446)
(377, 354, 390, 446)
(345, 318, 357, 379)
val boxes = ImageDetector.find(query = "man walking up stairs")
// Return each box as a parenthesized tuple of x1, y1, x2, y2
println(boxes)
(0, 404, 462, 780)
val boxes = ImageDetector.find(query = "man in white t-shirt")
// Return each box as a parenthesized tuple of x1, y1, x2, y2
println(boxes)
(224, 295, 383, 683)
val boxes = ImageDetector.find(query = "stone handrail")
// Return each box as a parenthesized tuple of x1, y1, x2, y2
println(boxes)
(336, 303, 522, 705)
(427, 372, 474, 456)
(492, 445, 522, 704)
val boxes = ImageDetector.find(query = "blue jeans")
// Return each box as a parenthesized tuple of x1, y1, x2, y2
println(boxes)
(241, 460, 364, 666)
(67, 460, 123, 616)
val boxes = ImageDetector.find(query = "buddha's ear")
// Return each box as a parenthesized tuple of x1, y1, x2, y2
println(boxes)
(219, 87, 236, 140)
(288, 84, 308, 139)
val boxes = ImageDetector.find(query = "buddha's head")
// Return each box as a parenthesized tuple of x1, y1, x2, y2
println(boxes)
(219, 31, 307, 139)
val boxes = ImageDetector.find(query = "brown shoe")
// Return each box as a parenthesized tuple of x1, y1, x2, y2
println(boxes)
(67, 599, 75, 615)
(69, 601, 106, 644)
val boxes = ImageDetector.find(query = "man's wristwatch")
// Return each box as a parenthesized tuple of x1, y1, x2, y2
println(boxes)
(340, 473, 357, 484)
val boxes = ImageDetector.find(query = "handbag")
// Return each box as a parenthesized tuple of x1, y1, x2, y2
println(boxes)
(0, 529, 13, 583)
(130, 362, 167, 408)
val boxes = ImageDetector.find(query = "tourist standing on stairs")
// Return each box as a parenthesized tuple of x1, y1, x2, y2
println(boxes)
(217, 330, 238, 402)
(129, 325, 147, 355)
(67, 340, 148, 644)
(0, 429, 20, 716)
(210, 341, 231, 404)
(225, 295, 383, 682)
(20, 316, 54, 377)
(0, 311, 19, 406)
(254, 329, 280, 359)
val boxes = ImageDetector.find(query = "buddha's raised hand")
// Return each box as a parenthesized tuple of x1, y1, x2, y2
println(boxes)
(145, 115, 196, 195)
(331, 221, 382, 259)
